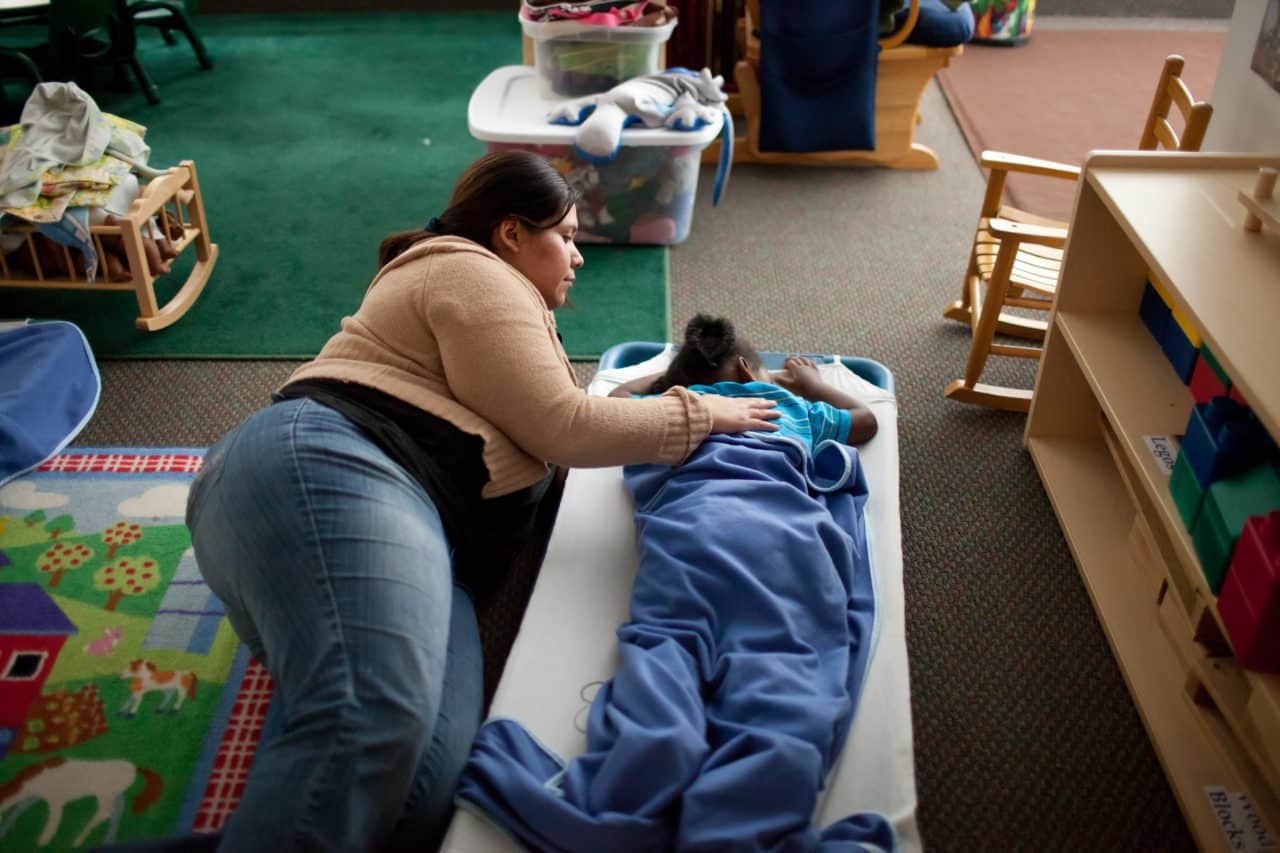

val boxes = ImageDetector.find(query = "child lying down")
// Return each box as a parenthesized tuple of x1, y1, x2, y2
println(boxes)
(609, 314, 878, 447)
(456, 318, 895, 851)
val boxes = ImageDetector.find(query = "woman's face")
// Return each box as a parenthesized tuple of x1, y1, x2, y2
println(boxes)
(499, 206, 584, 310)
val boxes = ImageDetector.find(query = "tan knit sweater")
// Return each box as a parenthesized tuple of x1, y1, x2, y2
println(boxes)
(286, 236, 712, 497)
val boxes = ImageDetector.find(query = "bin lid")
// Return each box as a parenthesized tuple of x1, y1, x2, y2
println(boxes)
(468, 65, 723, 149)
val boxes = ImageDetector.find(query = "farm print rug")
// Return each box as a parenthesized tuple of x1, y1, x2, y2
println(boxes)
(0, 449, 271, 850)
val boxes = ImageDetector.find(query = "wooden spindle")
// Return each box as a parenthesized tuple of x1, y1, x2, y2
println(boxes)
(1243, 167, 1277, 233)
(93, 234, 109, 282)
(26, 234, 43, 280)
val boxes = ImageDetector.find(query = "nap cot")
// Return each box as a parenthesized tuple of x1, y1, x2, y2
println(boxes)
(443, 344, 920, 851)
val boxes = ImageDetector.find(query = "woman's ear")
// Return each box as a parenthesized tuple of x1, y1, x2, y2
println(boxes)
(492, 217, 522, 255)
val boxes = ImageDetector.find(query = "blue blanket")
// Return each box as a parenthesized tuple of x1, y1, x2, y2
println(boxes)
(0, 321, 100, 486)
(456, 433, 894, 851)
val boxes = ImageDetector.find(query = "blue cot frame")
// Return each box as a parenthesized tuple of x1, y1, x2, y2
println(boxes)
(597, 342, 895, 395)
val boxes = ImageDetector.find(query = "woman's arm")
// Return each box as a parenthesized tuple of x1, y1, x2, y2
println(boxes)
(772, 357, 878, 445)
(427, 256, 775, 467)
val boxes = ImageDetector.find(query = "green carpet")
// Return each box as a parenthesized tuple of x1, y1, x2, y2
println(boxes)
(2, 14, 669, 359)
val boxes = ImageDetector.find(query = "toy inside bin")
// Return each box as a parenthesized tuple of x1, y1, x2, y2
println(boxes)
(468, 65, 723, 246)
(522, 17, 677, 98)
(972, 0, 1035, 45)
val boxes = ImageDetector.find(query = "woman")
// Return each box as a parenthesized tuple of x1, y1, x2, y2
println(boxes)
(185, 151, 779, 851)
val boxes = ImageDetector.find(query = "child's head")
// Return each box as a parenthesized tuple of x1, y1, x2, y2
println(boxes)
(652, 314, 768, 393)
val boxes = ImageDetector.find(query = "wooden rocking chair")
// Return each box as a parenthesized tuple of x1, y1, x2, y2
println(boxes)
(711, 0, 963, 170)
(942, 55, 1213, 412)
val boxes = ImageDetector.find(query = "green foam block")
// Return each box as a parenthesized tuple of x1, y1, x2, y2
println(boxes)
(1170, 451, 1204, 531)
(1193, 464, 1280, 593)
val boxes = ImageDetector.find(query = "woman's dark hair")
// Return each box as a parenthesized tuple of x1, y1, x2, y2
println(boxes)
(377, 150, 581, 269)
(652, 314, 762, 393)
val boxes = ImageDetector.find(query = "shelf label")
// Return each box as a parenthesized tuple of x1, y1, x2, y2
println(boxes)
(1144, 435, 1179, 476)
(1204, 787, 1277, 851)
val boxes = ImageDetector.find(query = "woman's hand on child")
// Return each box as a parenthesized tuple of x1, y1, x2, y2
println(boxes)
(772, 356, 822, 395)
(704, 395, 780, 434)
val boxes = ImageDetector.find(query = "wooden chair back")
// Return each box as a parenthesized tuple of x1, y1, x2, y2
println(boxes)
(944, 56, 1216, 411)
(1139, 54, 1213, 152)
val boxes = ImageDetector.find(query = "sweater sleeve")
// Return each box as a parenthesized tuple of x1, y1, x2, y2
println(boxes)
(427, 254, 712, 468)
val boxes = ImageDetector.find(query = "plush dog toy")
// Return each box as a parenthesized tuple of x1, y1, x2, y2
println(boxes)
(548, 67, 733, 205)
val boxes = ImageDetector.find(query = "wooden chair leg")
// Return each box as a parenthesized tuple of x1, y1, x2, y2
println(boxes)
(171, 7, 213, 70)
(961, 246, 1012, 387)
(947, 169, 1008, 327)
(943, 251, 981, 325)
(736, 59, 762, 158)
(945, 238, 1033, 412)
(129, 56, 159, 104)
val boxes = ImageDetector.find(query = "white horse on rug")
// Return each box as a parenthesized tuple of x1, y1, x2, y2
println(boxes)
(0, 756, 163, 847)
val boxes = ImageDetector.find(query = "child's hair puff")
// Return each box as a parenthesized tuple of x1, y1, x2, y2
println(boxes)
(653, 314, 761, 393)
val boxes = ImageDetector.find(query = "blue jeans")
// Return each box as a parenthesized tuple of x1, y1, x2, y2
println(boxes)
(186, 398, 483, 851)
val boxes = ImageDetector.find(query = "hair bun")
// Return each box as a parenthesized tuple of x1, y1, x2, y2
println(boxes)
(685, 313, 735, 366)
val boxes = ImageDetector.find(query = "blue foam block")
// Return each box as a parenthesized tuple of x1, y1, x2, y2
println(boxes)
(1161, 319, 1198, 384)
(1139, 282, 1170, 343)
(1182, 397, 1273, 491)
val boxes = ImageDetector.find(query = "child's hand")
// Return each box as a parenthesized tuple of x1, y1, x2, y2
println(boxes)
(772, 356, 822, 395)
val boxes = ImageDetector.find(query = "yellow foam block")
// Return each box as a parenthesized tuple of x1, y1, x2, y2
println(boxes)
(1148, 274, 1173, 305)
(1148, 273, 1202, 348)
(1169, 302, 1202, 348)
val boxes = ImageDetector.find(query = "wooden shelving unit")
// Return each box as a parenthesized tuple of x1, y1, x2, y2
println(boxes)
(1026, 152, 1280, 852)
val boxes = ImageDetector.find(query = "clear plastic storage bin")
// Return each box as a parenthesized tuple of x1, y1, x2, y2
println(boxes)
(521, 17, 677, 98)
(468, 66, 722, 246)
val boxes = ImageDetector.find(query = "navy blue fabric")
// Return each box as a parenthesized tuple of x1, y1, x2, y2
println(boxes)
(456, 432, 892, 851)
(756, 0, 879, 153)
(0, 322, 99, 486)
(894, 0, 974, 47)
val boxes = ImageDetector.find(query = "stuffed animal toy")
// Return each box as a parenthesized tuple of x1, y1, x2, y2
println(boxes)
(549, 67, 733, 205)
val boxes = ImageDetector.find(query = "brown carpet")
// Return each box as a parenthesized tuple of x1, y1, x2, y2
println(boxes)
(937, 29, 1226, 221)
(72, 76, 1197, 848)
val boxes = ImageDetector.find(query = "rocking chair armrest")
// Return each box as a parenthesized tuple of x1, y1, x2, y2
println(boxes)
(980, 151, 1081, 181)
(988, 217, 1069, 248)
(879, 0, 920, 50)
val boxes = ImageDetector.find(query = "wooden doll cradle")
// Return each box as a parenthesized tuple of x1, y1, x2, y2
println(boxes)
(0, 160, 218, 331)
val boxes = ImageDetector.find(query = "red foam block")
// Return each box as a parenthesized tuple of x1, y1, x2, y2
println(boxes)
(1230, 511, 1280, 611)
(1219, 570, 1280, 672)
(1190, 357, 1229, 405)
(1220, 512, 1280, 672)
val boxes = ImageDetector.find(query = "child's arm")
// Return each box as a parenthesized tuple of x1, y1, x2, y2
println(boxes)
(607, 371, 664, 398)
(772, 356, 878, 445)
